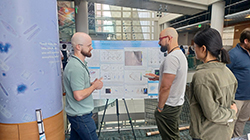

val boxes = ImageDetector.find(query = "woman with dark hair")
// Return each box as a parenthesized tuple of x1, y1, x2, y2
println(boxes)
(189, 28, 238, 140)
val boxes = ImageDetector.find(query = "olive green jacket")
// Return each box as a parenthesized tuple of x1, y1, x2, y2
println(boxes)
(189, 62, 237, 140)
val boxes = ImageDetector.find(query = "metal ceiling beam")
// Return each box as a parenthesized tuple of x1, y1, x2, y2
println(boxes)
(148, 0, 208, 10)
(176, 20, 210, 30)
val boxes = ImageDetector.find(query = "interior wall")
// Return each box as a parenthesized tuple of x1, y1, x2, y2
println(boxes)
(178, 32, 188, 45)
(233, 22, 250, 48)
(188, 33, 195, 46)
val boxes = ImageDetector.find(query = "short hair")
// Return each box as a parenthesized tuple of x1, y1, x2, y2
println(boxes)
(62, 44, 67, 49)
(240, 28, 250, 43)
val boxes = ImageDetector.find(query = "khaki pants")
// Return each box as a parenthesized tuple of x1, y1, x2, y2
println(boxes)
(233, 100, 250, 137)
(154, 104, 182, 140)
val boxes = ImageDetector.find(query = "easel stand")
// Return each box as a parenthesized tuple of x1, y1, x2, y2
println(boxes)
(98, 99, 137, 140)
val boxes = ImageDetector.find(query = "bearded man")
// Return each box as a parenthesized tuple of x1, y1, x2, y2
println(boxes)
(63, 32, 103, 140)
(146, 27, 188, 140)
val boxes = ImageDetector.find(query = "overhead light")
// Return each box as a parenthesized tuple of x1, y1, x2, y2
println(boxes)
(246, 15, 250, 18)
(224, 19, 233, 21)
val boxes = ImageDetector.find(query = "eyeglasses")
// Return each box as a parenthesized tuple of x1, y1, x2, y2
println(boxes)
(159, 35, 173, 41)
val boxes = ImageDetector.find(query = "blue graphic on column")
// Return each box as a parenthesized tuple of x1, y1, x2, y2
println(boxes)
(0, 0, 63, 123)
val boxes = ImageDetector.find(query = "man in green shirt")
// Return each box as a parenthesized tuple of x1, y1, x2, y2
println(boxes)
(63, 32, 103, 140)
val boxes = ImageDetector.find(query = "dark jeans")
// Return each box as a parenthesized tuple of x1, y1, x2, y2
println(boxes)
(154, 104, 182, 140)
(67, 112, 98, 140)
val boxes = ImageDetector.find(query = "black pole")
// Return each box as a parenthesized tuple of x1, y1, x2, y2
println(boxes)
(98, 99, 109, 138)
(123, 98, 137, 140)
(116, 99, 120, 133)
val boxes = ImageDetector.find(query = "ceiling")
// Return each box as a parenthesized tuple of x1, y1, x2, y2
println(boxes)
(166, 0, 250, 33)
(58, 0, 250, 37)
(61, 0, 219, 15)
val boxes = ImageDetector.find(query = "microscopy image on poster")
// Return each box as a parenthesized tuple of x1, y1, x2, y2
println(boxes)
(125, 51, 142, 66)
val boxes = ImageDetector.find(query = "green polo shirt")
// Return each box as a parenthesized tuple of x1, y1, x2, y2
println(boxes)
(63, 55, 94, 116)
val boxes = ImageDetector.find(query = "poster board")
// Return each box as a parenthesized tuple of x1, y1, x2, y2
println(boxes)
(85, 41, 164, 99)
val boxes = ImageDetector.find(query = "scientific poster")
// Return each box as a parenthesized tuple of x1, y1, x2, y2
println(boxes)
(85, 41, 164, 99)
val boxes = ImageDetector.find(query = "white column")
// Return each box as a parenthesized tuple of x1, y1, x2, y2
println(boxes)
(211, 1, 225, 36)
(164, 22, 170, 29)
(155, 21, 159, 40)
(75, 0, 89, 34)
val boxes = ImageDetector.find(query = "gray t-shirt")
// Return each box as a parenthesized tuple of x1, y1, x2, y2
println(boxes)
(63, 55, 94, 116)
(158, 49, 187, 106)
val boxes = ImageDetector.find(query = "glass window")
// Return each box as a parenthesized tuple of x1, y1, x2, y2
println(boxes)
(152, 21, 154, 25)
(116, 20, 121, 25)
(152, 12, 155, 18)
(132, 12, 139, 18)
(96, 11, 101, 17)
(123, 7, 131, 11)
(133, 21, 140, 25)
(111, 12, 121, 18)
(103, 26, 114, 32)
(143, 33, 150, 39)
(140, 21, 150, 25)
(123, 12, 132, 18)
(96, 26, 102, 32)
(116, 34, 122, 40)
(137, 9, 148, 12)
(151, 34, 154, 40)
(103, 11, 112, 17)
(96, 20, 102, 25)
(152, 27, 154, 32)
(103, 20, 113, 25)
(141, 27, 150, 32)
(116, 26, 121, 32)
(123, 26, 131, 32)
(134, 33, 144, 39)
(138, 12, 150, 18)
(133, 26, 142, 32)
(123, 33, 131, 40)
(96, 3, 101, 10)
(102, 4, 110, 10)
(110, 5, 121, 10)
(123, 20, 132, 25)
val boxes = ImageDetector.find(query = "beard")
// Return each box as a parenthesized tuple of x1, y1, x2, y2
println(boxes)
(160, 44, 168, 52)
(81, 50, 92, 57)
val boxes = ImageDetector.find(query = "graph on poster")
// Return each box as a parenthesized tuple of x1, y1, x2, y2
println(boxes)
(85, 41, 164, 99)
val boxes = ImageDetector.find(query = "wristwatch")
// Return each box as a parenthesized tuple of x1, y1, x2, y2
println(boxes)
(157, 106, 163, 111)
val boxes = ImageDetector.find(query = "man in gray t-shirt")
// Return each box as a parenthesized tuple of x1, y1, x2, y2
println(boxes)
(146, 27, 187, 140)
(63, 32, 103, 140)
